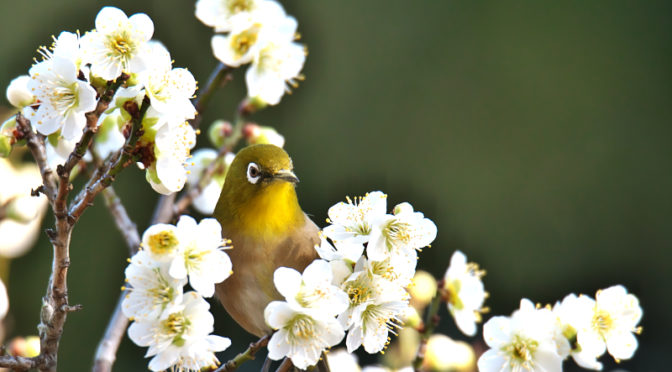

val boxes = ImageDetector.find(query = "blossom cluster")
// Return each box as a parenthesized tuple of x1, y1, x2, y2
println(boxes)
(196, 0, 306, 106)
(478, 285, 643, 372)
(122, 215, 233, 371)
(263, 191, 438, 369)
(3, 6, 199, 194)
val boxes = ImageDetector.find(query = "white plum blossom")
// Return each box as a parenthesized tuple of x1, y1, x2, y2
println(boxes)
(443, 250, 487, 337)
(552, 293, 604, 370)
(273, 260, 349, 313)
(344, 291, 408, 354)
(323, 191, 388, 245)
(168, 216, 232, 297)
(478, 299, 562, 372)
(210, 1, 290, 67)
(195, 0, 266, 32)
(6, 75, 34, 108)
(81, 6, 154, 80)
(122, 250, 186, 321)
(338, 259, 409, 354)
(141, 223, 181, 262)
(141, 42, 197, 123)
(265, 301, 345, 369)
(367, 202, 437, 261)
(27, 55, 97, 139)
(572, 285, 642, 363)
(246, 35, 305, 105)
(128, 292, 231, 372)
(146, 121, 196, 195)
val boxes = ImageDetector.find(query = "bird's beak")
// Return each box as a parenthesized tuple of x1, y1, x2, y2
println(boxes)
(273, 169, 299, 184)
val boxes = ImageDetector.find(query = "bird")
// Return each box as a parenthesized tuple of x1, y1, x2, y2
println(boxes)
(213, 144, 320, 338)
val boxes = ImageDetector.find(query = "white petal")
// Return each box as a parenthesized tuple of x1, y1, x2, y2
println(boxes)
(96, 7, 128, 32)
(148, 351, 178, 372)
(129, 13, 154, 41)
(267, 331, 289, 360)
(606, 331, 638, 360)
(264, 301, 295, 329)
(169, 258, 188, 279)
(476, 349, 506, 372)
(273, 267, 302, 300)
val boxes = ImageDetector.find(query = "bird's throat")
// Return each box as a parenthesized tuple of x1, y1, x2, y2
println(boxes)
(236, 181, 305, 238)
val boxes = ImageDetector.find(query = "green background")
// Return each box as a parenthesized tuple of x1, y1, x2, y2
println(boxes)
(1, 1, 670, 371)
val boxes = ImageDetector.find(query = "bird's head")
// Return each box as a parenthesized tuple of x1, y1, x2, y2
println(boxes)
(215, 144, 303, 231)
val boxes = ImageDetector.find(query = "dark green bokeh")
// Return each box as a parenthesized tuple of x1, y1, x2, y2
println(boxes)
(1, 1, 670, 371)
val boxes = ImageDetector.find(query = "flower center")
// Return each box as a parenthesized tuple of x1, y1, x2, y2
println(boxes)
(231, 26, 260, 58)
(592, 310, 613, 335)
(147, 230, 179, 256)
(287, 314, 316, 341)
(383, 219, 411, 251)
(106, 31, 136, 69)
(162, 312, 190, 347)
(503, 334, 538, 369)
(345, 277, 373, 306)
(49, 81, 79, 115)
(148, 269, 176, 309)
(227, 0, 254, 13)
(446, 279, 463, 309)
(184, 244, 208, 271)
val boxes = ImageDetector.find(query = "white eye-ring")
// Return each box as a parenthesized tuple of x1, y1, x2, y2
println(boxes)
(247, 162, 261, 184)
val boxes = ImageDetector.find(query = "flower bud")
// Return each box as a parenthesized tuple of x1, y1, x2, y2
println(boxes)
(6, 75, 34, 108)
(24, 336, 40, 358)
(423, 334, 475, 372)
(409, 270, 437, 310)
(243, 123, 285, 147)
(400, 306, 422, 329)
(0, 120, 16, 158)
(207, 120, 232, 148)
(8, 336, 40, 358)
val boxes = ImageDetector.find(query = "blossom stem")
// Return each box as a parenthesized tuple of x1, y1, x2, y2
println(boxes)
(412, 281, 444, 371)
(213, 334, 270, 372)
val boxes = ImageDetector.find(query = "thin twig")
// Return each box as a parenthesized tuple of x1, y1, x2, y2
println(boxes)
(15, 113, 56, 202)
(275, 358, 294, 372)
(412, 280, 444, 371)
(214, 334, 270, 372)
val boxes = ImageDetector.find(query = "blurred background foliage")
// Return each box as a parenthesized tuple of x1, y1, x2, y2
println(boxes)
(0, 0, 670, 371)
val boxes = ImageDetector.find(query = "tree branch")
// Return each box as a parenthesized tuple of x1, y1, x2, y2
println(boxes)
(15, 113, 56, 202)
(214, 334, 270, 372)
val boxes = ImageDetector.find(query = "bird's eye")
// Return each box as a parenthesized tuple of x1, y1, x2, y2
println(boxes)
(247, 162, 261, 184)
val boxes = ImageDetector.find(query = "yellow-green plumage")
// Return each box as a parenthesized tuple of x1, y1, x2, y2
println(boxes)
(214, 144, 319, 337)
